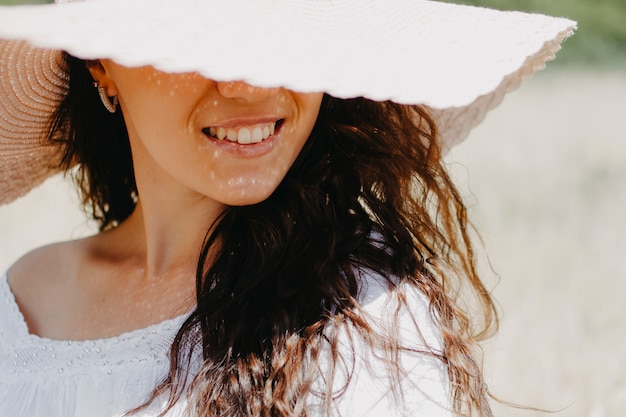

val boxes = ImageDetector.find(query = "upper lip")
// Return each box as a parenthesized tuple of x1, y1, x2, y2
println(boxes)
(202, 115, 283, 129)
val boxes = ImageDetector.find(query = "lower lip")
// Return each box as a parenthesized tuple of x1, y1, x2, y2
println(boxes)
(203, 125, 282, 157)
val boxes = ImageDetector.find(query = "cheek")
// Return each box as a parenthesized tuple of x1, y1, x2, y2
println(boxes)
(274, 94, 323, 171)
(276, 93, 322, 159)
(298, 93, 324, 128)
(115, 70, 208, 134)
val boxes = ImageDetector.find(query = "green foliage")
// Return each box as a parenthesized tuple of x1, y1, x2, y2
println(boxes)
(0, 0, 50, 4)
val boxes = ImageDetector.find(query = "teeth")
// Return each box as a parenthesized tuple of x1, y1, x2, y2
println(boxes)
(238, 128, 251, 144)
(206, 121, 277, 144)
(251, 127, 263, 143)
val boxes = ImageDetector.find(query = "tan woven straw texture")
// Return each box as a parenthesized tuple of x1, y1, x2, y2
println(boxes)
(0, 41, 67, 206)
(0, 0, 576, 206)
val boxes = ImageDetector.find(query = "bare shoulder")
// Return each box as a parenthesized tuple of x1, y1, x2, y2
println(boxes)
(6, 239, 89, 325)
(8, 239, 83, 289)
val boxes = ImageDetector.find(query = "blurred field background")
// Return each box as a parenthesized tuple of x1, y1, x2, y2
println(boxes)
(1, 1, 625, 416)
(446, 1, 626, 416)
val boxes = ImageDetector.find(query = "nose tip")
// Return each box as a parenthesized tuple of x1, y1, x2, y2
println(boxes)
(216, 80, 278, 102)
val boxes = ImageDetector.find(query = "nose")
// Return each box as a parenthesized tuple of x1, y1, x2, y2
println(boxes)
(216, 80, 278, 102)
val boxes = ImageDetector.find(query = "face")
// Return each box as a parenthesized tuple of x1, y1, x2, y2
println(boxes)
(94, 61, 323, 208)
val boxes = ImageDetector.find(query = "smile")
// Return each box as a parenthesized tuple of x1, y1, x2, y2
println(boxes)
(202, 120, 283, 145)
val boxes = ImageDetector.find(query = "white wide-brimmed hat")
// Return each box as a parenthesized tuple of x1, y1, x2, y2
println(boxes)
(0, 0, 575, 206)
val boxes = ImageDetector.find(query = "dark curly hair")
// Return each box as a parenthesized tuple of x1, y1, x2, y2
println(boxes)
(50, 53, 496, 417)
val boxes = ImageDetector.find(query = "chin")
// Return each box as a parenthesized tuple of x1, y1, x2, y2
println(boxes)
(219, 182, 280, 207)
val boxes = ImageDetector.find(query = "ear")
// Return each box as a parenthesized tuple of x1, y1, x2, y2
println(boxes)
(85, 59, 118, 96)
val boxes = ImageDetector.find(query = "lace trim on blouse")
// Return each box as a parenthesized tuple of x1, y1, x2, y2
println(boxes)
(0, 272, 190, 416)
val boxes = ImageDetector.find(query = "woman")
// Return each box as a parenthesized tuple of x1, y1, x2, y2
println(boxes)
(0, 1, 575, 416)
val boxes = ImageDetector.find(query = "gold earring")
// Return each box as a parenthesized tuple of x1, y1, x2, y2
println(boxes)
(94, 82, 118, 113)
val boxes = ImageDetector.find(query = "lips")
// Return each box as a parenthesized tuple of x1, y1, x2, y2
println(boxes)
(202, 120, 283, 145)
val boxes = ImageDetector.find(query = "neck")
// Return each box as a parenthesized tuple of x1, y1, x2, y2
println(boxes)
(100, 124, 226, 282)
(98, 190, 223, 285)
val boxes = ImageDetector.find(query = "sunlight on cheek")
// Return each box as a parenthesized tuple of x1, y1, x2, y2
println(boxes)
(142, 70, 205, 96)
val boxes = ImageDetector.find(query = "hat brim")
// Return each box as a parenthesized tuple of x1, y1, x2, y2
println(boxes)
(0, 0, 575, 205)
(0, 0, 574, 107)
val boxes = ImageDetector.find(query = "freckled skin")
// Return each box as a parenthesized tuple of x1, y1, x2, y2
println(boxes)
(99, 62, 323, 207)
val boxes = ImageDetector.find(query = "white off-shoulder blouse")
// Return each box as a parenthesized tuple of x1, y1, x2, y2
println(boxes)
(0, 271, 452, 417)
